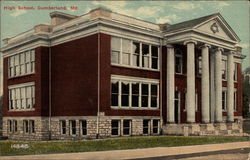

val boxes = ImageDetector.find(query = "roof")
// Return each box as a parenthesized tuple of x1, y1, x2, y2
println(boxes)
(166, 13, 219, 32)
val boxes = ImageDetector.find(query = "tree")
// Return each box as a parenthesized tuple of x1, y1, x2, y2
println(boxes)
(243, 67, 250, 118)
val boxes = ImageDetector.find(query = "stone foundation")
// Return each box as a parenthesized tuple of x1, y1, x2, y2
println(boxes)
(162, 121, 243, 136)
(3, 116, 160, 140)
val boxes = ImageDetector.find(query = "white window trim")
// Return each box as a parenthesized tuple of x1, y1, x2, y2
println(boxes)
(111, 36, 160, 71)
(111, 76, 159, 110)
(69, 120, 77, 136)
(175, 51, 183, 74)
(60, 120, 67, 135)
(152, 119, 160, 134)
(234, 63, 238, 82)
(111, 119, 121, 136)
(80, 120, 87, 136)
(174, 91, 181, 123)
(8, 49, 35, 78)
(8, 82, 35, 111)
(234, 89, 237, 112)
(222, 60, 227, 81)
(121, 119, 132, 136)
(222, 88, 227, 112)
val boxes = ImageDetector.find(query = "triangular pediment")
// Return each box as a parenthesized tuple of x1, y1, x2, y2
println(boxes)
(194, 15, 240, 42)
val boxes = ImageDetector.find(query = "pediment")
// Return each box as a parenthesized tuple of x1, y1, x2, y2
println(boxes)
(194, 15, 239, 43)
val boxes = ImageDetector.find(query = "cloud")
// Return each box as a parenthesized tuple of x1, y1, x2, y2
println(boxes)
(214, 2, 230, 10)
(10, 9, 27, 17)
(91, 1, 161, 19)
(156, 14, 180, 24)
(171, 2, 201, 10)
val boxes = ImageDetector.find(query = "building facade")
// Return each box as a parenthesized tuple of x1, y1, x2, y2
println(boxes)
(1, 8, 245, 140)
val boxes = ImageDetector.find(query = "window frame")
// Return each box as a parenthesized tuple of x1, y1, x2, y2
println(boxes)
(8, 82, 35, 111)
(111, 120, 120, 136)
(80, 120, 87, 136)
(111, 36, 159, 71)
(69, 120, 77, 136)
(111, 76, 159, 110)
(175, 50, 183, 74)
(222, 89, 227, 112)
(122, 119, 131, 136)
(8, 49, 35, 78)
(60, 120, 67, 135)
(222, 60, 227, 80)
(152, 119, 160, 134)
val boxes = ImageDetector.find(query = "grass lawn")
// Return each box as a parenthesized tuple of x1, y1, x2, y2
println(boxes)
(0, 136, 249, 156)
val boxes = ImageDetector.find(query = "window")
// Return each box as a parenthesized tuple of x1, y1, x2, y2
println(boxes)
(122, 39, 131, 65)
(13, 120, 17, 133)
(111, 36, 159, 70)
(142, 44, 150, 68)
(195, 92, 198, 111)
(60, 120, 66, 135)
(23, 120, 34, 134)
(23, 120, 29, 133)
(123, 120, 131, 135)
(131, 82, 139, 107)
(222, 60, 227, 80)
(8, 50, 35, 78)
(111, 120, 120, 136)
(222, 90, 227, 111)
(132, 42, 140, 67)
(111, 80, 119, 106)
(121, 82, 130, 107)
(80, 120, 87, 135)
(29, 120, 35, 133)
(143, 119, 150, 134)
(141, 84, 149, 107)
(197, 56, 202, 76)
(175, 91, 180, 123)
(152, 119, 159, 134)
(175, 50, 182, 74)
(70, 120, 76, 135)
(151, 84, 158, 108)
(8, 120, 13, 133)
(111, 78, 159, 109)
(151, 46, 158, 69)
(8, 83, 35, 111)
(234, 63, 237, 81)
(234, 91, 237, 111)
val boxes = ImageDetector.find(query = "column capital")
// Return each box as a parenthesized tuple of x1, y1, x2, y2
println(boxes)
(214, 47, 224, 52)
(166, 44, 174, 48)
(184, 40, 197, 45)
(200, 43, 211, 49)
(228, 50, 236, 55)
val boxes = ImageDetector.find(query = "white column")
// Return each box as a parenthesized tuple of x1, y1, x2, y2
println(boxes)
(184, 41, 197, 123)
(227, 51, 234, 122)
(166, 44, 175, 123)
(215, 47, 223, 123)
(210, 53, 215, 123)
(201, 44, 211, 123)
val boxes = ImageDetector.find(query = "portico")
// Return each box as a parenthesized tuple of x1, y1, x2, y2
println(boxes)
(164, 13, 243, 124)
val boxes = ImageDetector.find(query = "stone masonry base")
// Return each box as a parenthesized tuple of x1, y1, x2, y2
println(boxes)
(3, 116, 160, 140)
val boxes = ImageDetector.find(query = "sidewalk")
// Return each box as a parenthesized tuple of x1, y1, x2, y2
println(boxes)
(0, 141, 249, 160)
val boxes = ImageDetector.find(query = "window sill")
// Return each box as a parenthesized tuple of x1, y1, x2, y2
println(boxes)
(111, 106, 159, 110)
(8, 109, 35, 112)
(111, 63, 160, 72)
(8, 72, 35, 80)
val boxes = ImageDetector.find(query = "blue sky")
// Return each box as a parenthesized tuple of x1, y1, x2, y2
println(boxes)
(0, 1, 249, 95)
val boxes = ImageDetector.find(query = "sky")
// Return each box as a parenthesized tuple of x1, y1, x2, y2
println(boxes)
(0, 0, 249, 96)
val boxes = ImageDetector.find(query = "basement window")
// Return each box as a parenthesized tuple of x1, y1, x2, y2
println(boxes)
(8, 120, 13, 133)
(29, 120, 35, 133)
(60, 120, 66, 135)
(111, 120, 120, 136)
(222, 90, 227, 111)
(70, 120, 76, 135)
(23, 120, 29, 134)
(152, 119, 159, 134)
(80, 120, 87, 135)
(123, 120, 131, 136)
(143, 119, 150, 135)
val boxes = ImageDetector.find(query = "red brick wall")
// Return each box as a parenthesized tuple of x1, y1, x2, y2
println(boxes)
(50, 34, 99, 116)
(3, 47, 46, 117)
(100, 34, 160, 116)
